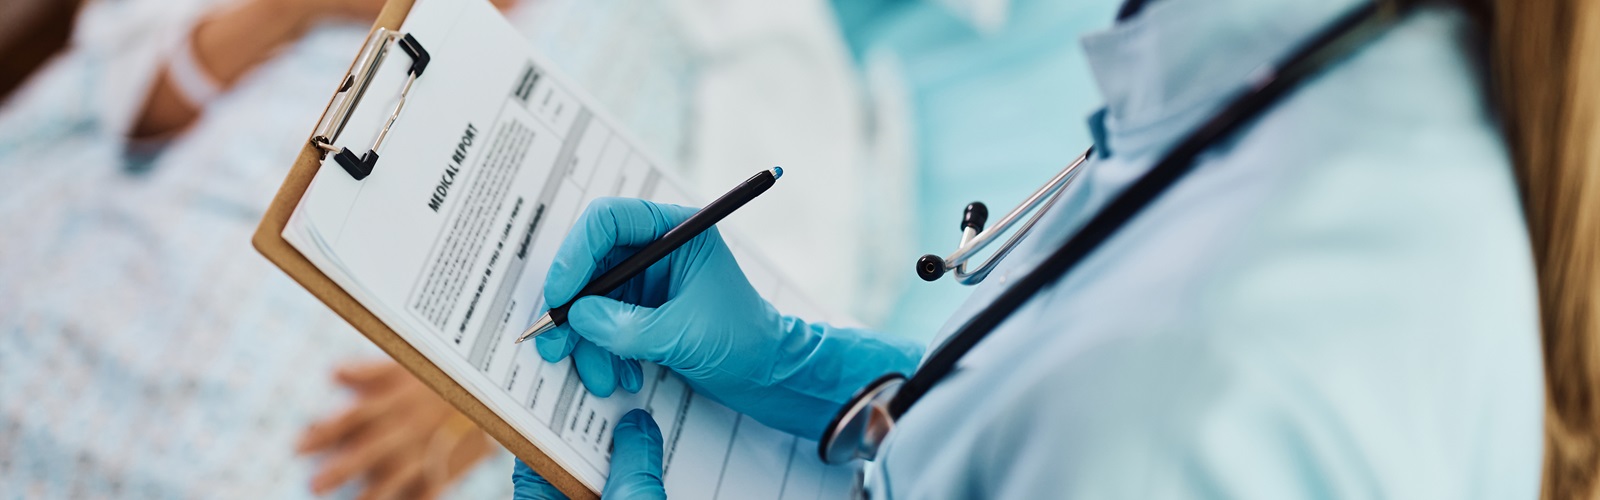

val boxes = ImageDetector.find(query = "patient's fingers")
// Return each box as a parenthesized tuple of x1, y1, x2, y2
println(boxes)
(295, 384, 410, 453)
(358, 455, 426, 500)
(334, 360, 406, 390)
(302, 359, 494, 499)
(310, 421, 414, 494)
(411, 479, 448, 500)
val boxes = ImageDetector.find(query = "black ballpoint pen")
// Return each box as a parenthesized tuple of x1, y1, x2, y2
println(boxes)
(515, 167, 783, 344)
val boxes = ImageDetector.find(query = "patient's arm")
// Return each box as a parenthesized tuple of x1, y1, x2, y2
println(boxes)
(133, 0, 317, 138)
(132, 0, 515, 138)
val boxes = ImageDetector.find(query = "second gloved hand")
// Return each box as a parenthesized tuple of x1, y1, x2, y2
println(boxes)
(513, 409, 665, 499)
(535, 198, 921, 440)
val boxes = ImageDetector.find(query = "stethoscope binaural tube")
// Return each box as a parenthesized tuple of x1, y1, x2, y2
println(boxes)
(819, 0, 1407, 466)
(916, 148, 1093, 285)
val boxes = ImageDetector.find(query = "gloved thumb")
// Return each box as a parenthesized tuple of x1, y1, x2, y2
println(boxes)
(512, 459, 569, 500)
(601, 409, 667, 499)
(566, 296, 674, 363)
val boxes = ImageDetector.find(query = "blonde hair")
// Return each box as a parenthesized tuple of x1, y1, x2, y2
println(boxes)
(1475, 0, 1600, 497)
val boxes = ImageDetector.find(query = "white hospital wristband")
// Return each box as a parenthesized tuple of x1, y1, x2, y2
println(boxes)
(166, 34, 224, 107)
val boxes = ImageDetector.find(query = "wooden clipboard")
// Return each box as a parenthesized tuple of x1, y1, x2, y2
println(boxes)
(250, 0, 595, 497)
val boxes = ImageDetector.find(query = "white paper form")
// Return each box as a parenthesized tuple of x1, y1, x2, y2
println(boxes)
(282, 0, 856, 496)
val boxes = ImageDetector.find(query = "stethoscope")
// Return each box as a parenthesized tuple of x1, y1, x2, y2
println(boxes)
(819, 0, 1412, 466)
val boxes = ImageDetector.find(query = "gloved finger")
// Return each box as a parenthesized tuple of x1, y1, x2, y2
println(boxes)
(536, 327, 642, 396)
(545, 198, 698, 308)
(566, 296, 673, 364)
(534, 324, 579, 363)
(512, 459, 570, 500)
(622, 359, 644, 393)
(573, 340, 620, 397)
(601, 352, 643, 395)
(601, 409, 666, 499)
(579, 345, 641, 395)
(599, 246, 676, 309)
(534, 248, 653, 365)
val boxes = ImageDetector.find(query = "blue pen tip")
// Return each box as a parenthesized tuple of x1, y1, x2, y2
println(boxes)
(771, 166, 783, 179)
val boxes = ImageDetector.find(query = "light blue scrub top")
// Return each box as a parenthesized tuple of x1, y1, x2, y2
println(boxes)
(838, 0, 1546, 497)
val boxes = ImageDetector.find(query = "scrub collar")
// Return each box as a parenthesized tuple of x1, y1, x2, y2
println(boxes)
(1080, 0, 1364, 158)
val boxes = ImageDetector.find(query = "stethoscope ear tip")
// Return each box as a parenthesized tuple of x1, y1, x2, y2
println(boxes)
(963, 202, 988, 232)
(917, 254, 947, 282)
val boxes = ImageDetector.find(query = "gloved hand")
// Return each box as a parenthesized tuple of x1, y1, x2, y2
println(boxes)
(513, 409, 665, 499)
(535, 197, 923, 439)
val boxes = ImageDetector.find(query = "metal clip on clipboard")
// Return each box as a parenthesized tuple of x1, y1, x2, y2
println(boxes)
(310, 28, 430, 180)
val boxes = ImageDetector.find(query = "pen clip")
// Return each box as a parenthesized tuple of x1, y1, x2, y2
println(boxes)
(309, 28, 431, 180)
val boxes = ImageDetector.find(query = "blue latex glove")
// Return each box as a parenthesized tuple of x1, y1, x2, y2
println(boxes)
(513, 409, 666, 499)
(535, 198, 923, 439)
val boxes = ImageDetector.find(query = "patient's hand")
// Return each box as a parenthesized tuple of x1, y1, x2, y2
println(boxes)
(286, 0, 520, 22)
(296, 360, 495, 499)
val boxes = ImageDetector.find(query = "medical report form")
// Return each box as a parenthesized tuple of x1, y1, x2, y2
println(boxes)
(281, 0, 856, 496)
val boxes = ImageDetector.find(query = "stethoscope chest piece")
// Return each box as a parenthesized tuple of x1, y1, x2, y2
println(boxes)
(819, 373, 906, 464)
